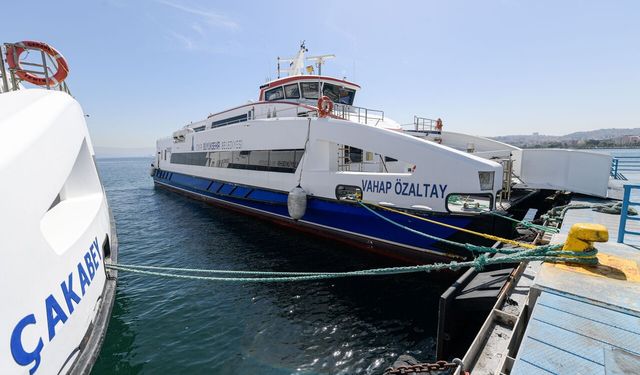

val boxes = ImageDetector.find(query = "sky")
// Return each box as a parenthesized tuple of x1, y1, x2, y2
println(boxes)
(2, 0, 639, 148)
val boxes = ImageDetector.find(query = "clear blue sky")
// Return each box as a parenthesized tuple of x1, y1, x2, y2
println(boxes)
(2, 0, 638, 148)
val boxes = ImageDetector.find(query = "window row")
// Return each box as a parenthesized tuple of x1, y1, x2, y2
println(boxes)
(170, 149, 305, 173)
(264, 82, 355, 105)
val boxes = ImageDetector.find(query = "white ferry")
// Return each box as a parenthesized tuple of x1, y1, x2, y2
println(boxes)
(0, 41, 118, 374)
(153, 43, 611, 262)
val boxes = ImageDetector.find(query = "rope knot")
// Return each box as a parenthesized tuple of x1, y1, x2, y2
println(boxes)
(473, 254, 489, 271)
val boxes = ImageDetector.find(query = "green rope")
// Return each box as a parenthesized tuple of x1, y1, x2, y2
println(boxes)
(358, 200, 468, 250)
(106, 201, 600, 283)
(110, 263, 322, 276)
(484, 211, 560, 233)
(358, 201, 553, 255)
(106, 250, 597, 283)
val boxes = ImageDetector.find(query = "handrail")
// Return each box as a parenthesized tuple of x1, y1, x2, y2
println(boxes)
(611, 156, 640, 180)
(331, 103, 384, 125)
(617, 184, 640, 243)
(413, 116, 437, 131)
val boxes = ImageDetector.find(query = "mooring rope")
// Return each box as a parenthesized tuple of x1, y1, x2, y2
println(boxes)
(106, 247, 596, 283)
(483, 211, 560, 233)
(107, 199, 600, 282)
(446, 195, 559, 233)
(358, 201, 537, 249)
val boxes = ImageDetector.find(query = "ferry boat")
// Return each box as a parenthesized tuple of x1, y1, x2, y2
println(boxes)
(152, 43, 612, 262)
(0, 41, 118, 374)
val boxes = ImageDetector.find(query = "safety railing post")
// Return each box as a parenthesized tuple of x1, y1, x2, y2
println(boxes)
(618, 185, 632, 243)
(0, 45, 9, 93)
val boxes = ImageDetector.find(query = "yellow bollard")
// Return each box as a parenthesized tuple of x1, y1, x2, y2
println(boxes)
(562, 223, 608, 257)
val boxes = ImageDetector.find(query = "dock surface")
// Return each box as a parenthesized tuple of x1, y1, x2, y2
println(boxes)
(511, 192, 640, 374)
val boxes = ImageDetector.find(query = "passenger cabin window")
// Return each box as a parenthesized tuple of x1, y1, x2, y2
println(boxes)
(323, 83, 356, 105)
(265, 87, 284, 101)
(301, 82, 320, 99)
(170, 149, 304, 173)
(284, 84, 300, 99)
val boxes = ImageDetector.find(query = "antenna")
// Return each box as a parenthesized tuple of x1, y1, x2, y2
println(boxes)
(307, 54, 335, 76)
(276, 43, 335, 77)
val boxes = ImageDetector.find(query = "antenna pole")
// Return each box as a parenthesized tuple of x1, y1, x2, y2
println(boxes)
(277, 57, 280, 79)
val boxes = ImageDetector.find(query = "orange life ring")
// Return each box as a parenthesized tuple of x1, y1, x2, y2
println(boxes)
(435, 118, 443, 131)
(317, 96, 333, 118)
(5, 41, 69, 86)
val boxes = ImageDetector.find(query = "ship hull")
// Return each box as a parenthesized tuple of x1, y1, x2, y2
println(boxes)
(153, 169, 508, 263)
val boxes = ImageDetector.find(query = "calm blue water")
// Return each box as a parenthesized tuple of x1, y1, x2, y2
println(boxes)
(92, 157, 453, 374)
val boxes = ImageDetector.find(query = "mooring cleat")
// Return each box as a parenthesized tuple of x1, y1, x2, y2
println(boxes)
(562, 223, 608, 257)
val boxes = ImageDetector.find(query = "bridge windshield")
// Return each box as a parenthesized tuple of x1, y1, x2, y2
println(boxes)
(264, 80, 357, 105)
(322, 83, 355, 105)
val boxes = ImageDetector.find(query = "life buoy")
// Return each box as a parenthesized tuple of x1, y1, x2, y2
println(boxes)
(5, 41, 69, 86)
(317, 96, 333, 118)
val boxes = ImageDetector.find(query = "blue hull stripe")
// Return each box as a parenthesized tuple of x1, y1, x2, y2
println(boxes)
(152, 170, 473, 256)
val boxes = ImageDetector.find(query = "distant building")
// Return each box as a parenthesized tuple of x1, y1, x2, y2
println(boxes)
(621, 135, 640, 144)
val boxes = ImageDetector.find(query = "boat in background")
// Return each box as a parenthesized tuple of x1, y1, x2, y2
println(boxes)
(0, 41, 118, 374)
(152, 43, 611, 262)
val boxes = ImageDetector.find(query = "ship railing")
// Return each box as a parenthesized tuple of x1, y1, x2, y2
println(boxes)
(402, 116, 437, 132)
(617, 184, 640, 243)
(611, 156, 640, 180)
(331, 103, 384, 125)
(0, 43, 71, 94)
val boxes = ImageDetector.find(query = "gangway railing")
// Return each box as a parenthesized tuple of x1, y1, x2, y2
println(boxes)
(400, 116, 443, 132)
(611, 156, 640, 180)
(0, 43, 71, 94)
(617, 184, 640, 243)
(332, 103, 384, 125)
(413, 116, 436, 131)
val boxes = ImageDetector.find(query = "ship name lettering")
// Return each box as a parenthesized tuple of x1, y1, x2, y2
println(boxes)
(361, 179, 447, 199)
(9, 237, 103, 374)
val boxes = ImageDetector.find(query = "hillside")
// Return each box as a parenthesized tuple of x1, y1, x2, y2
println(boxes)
(491, 128, 640, 148)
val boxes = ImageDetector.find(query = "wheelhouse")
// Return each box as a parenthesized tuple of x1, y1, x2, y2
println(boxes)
(259, 76, 361, 106)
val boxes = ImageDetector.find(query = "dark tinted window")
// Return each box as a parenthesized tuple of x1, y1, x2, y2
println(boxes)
(323, 83, 356, 105)
(347, 147, 362, 163)
(284, 84, 300, 99)
(335, 185, 362, 201)
(265, 87, 284, 101)
(301, 82, 320, 99)
(171, 149, 304, 173)
(212, 113, 248, 128)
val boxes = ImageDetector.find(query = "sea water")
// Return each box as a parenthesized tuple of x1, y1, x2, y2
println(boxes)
(92, 157, 453, 374)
